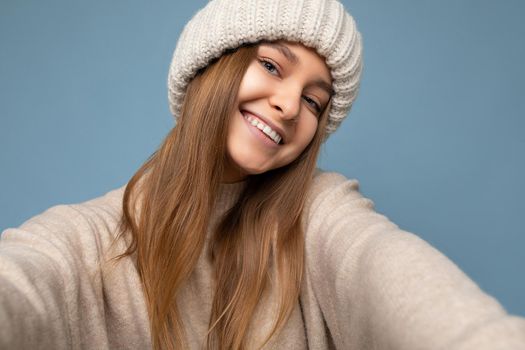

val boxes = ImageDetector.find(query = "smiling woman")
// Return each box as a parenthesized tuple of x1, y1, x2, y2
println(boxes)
(225, 42, 332, 181)
(1, 0, 525, 349)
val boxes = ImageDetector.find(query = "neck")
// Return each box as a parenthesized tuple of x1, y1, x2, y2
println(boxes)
(222, 157, 248, 183)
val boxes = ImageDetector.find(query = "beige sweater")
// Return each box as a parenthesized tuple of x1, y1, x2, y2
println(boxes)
(1, 170, 524, 349)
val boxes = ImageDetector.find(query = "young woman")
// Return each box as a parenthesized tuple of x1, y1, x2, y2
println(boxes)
(1, 0, 524, 349)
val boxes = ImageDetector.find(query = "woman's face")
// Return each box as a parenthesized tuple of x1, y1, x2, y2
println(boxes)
(224, 41, 333, 182)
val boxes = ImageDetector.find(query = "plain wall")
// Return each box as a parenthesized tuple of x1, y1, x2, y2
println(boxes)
(1, 0, 524, 316)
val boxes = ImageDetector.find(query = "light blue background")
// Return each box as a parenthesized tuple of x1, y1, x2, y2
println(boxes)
(1, 0, 524, 317)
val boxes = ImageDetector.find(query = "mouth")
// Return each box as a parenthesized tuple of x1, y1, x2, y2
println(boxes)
(241, 110, 284, 145)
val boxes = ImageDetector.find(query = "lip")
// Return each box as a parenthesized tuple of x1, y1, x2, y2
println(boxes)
(241, 111, 280, 149)
(241, 109, 286, 144)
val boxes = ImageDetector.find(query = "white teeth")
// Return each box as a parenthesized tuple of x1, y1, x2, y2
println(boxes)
(243, 112, 283, 144)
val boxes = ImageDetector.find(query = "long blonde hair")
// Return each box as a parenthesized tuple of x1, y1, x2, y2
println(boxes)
(114, 43, 330, 349)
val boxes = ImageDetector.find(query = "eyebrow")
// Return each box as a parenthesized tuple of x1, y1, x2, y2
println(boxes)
(261, 42, 334, 97)
(312, 79, 335, 97)
(264, 42, 299, 65)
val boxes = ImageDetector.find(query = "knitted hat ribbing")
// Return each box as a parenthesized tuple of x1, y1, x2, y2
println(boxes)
(167, 0, 363, 135)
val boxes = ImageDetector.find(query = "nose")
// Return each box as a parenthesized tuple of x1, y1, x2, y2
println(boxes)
(268, 88, 301, 121)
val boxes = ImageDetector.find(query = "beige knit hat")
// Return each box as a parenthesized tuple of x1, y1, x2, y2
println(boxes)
(167, 0, 363, 135)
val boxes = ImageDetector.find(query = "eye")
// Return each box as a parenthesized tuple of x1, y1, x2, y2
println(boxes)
(259, 59, 280, 76)
(302, 95, 321, 113)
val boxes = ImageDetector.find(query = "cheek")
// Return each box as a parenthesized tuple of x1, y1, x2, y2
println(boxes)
(296, 117, 319, 148)
(227, 111, 244, 150)
(237, 64, 261, 100)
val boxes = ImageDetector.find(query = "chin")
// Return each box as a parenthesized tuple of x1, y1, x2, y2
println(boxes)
(238, 163, 272, 177)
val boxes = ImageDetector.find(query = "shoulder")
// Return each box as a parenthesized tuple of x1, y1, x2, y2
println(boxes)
(16, 185, 125, 237)
(304, 168, 374, 219)
(1, 186, 127, 266)
(309, 168, 365, 201)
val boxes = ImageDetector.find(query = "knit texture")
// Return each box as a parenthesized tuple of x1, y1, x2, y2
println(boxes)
(1, 171, 525, 349)
(167, 0, 363, 135)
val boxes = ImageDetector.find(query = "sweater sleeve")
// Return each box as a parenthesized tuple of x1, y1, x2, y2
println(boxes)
(0, 204, 109, 349)
(303, 172, 525, 350)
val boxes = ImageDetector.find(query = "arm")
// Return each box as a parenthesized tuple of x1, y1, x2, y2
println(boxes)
(304, 172, 525, 349)
(0, 204, 105, 349)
